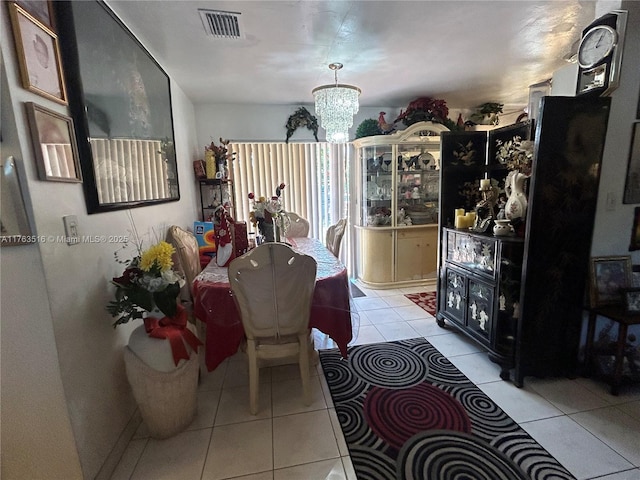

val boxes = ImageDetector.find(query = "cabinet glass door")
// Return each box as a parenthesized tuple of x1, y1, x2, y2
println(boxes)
(397, 143, 439, 226)
(362, 145, 393, 227)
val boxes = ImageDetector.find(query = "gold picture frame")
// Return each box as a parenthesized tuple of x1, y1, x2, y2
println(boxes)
(589, 255, 633, 307)
(24, 102, 82, 182)
(8, 2, 67, 104)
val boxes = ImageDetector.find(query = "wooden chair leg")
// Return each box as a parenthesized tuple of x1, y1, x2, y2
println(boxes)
(298, 333, 311, 406)
(246, 339, 260, 414)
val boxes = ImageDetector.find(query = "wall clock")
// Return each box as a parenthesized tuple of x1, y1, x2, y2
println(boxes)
(576, 10, 627, 96)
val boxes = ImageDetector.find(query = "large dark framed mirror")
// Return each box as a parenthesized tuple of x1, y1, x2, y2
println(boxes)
(54, 1, 179, 214)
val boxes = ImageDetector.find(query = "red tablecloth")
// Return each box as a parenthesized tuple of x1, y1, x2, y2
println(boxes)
(193, 237, 353, 371)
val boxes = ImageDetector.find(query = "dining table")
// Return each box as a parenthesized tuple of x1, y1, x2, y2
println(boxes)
(192, 237, 353, 371)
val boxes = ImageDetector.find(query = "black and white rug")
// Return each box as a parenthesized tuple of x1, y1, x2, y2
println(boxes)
(319, 338, 575, 480)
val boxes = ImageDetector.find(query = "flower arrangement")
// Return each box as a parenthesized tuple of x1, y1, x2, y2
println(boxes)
(248, 183, 289, 241)
(107, 240, 185, 327)
(205, 138, 235, 177)
(394, 97, 450, 126)
(495, 135, 534, 176)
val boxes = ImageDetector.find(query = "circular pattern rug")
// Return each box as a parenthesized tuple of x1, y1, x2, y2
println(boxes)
(319, 338, 576, 480)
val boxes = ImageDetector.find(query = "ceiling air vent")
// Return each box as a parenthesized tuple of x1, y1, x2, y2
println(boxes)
(199, 9, 243, 39)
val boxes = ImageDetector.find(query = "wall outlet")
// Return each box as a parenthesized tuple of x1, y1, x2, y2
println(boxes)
(63, 215, 79, 245)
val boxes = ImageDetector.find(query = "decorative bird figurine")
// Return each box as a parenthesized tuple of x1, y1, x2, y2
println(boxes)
(378, 112, 396, 134)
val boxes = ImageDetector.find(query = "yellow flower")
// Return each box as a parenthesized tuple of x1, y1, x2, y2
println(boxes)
(140, 241, 175, 272)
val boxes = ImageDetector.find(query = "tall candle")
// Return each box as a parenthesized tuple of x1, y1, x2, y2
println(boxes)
(455, 215, 465, 229)
(480, 178, 490, 189)
(455, 208, 465, 218)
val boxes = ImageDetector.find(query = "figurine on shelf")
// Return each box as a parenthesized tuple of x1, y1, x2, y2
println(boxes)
(472, 179, 498, 233)
(411, 187, 420, 199)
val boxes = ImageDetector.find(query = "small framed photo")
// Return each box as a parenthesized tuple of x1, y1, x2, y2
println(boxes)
(623, 288, 640, 314)
(13, 0, 54, 28)
(589, 255, 633, 307)
(8, 2, 67, 104)
(24, 102, 82, 182)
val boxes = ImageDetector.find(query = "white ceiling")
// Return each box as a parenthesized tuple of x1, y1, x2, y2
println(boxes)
(106, 0, 604, 112)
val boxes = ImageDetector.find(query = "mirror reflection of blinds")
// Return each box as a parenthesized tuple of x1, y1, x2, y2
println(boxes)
(41, 143, 74, 178)
(90, 138, 169, 204)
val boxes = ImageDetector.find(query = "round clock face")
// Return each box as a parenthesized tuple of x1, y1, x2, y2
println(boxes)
(578, 25, 617, 68)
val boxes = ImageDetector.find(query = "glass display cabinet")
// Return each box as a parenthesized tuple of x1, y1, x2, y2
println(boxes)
(353, 121, 449, 288)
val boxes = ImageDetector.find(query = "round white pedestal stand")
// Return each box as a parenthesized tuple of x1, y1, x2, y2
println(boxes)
(124, 325, 199, 439)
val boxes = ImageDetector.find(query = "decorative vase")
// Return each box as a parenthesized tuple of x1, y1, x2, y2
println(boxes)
(273, 217, 282, 242)
(493, 219, 514, 237)
(205, 150, 216, 179)
(505, 171, 529, 222)
(258, 218, 275, 242)
(123, 309, 200, 439)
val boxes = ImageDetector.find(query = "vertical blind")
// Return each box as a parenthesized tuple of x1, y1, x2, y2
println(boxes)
(230, 142, 351, 263)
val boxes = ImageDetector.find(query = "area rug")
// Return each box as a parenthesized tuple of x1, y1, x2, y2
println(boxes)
(405, 291, 437, 316)
(319, 338, 575, 480)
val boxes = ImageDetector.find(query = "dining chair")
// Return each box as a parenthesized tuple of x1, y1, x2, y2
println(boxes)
(228, 243, 317, 414)
(166, 225, 206, 370)
(326, 218, 347, 257)
(166, 225, 202, 308)
(285, 212, 310, 237)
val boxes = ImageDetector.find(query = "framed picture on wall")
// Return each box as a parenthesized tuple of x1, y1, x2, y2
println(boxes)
(623, 122, 640, 204)
(623, 288, 640, 313)
(55, 0, 179, 214)
(589, 255, 633, 307)
(13, 0, 54, 28)
(7, 2, 66, 104)
(630, 207, 640, 251)
(24, 102, 82, 182)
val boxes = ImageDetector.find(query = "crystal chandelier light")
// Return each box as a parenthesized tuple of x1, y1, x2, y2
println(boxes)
(312, 63, 361, 143)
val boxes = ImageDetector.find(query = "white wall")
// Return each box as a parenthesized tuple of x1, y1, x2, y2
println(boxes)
(0, 4, 202, 478)
(591, 1, 640, 262)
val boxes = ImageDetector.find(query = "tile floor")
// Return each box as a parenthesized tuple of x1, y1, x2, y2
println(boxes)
(111, 282, 640, 480)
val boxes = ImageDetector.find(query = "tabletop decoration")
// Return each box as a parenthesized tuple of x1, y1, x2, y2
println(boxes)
(108, 238, 201, 365)
(495, 135, 534, 226)
(205, 137, 235, 179)
(248, 183, 290, 242)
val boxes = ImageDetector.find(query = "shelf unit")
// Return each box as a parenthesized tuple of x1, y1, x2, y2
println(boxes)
(436, 96, 612, 386)
(198, 179, 235, 222)
(352, 121, 449, 288)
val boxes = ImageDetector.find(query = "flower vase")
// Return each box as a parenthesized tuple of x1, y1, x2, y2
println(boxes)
(273, 217, 282, 243)
(505, 171, 529, 224)
(258, 219, 275, 242)
(123, 309, 199, 439)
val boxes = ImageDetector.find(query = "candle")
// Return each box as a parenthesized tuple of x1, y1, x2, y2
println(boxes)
(455, 215, 465, 229)
(465, 212, 476, 228)
(480, 178, 490, 189)
(454, 208, 465, 218)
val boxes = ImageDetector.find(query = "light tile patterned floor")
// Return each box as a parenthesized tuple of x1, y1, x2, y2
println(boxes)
(111, 282, 640, 480)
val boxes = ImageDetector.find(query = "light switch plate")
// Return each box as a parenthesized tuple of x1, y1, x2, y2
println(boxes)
(63, 215, 79, 245)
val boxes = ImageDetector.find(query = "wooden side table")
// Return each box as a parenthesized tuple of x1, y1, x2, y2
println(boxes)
(584, 305, 640, 395)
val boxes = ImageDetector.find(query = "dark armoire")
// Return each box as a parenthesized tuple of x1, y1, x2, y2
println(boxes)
(436, 96, 611, 387)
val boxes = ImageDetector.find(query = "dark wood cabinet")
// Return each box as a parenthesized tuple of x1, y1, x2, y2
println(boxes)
(437, 96, 612, 386)
(439, 228, 524, 379)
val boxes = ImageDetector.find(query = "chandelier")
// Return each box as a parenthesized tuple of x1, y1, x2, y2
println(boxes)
(312, 63, 361, 143)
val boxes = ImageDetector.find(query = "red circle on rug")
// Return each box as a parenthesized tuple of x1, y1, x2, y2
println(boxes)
(364, 383, 470, 450)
